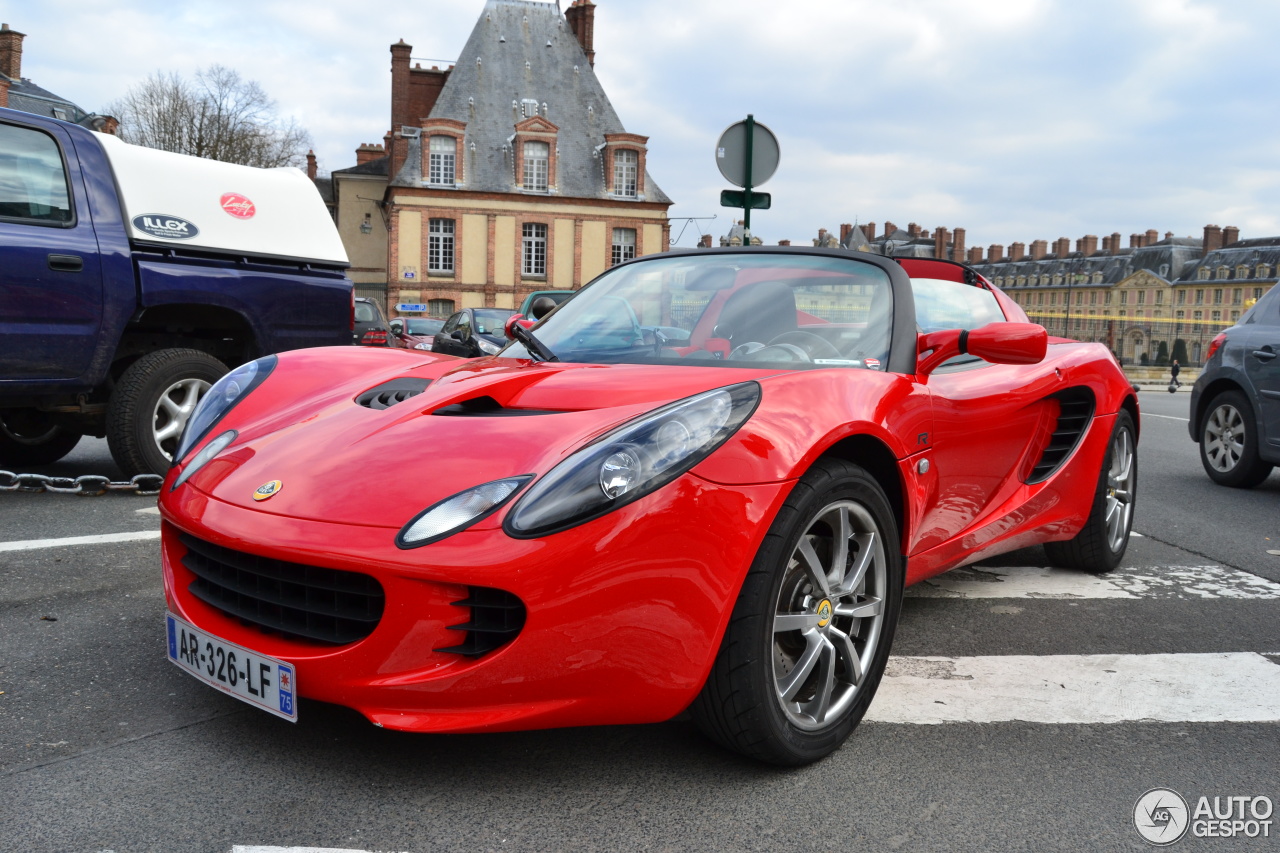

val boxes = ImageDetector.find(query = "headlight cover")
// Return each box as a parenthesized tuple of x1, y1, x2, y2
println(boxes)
(397, 476, 532, 549)
(173, 355, 276, 465)
(505, 382, 760, 538)
(477, 337, 502, 356)
(170, 430, 237, 491)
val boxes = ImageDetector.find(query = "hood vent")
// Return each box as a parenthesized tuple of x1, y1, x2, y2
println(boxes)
(357, 378, 431, 410)
(431, 395, 564, 417)
(1026, 388, 1095, 484)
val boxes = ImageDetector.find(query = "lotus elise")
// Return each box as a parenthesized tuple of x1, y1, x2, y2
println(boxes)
(159, 247, 1138, 765)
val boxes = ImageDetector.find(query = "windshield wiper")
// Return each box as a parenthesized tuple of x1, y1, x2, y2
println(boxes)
(509, 321, 559, 362)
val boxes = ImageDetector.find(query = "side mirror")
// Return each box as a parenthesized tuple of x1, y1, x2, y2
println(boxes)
(450, 329, 468, 341)
(917, 322, 1046, 375)
(504, 314, 526, 340)
(530, 296, 557, 320)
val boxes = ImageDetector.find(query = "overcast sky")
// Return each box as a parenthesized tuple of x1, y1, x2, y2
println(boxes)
(7, 0, 1280, 250)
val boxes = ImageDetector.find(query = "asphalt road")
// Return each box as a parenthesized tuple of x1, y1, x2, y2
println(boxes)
(1, 401, 1277, 853)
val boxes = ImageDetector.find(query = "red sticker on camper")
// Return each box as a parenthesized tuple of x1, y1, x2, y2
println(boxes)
(220, 193, 256, 219)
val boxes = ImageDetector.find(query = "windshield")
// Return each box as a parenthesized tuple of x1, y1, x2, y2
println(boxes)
(473, 309, 517, 335)
(503, 253, 894, 369)
(406, 318, 444, 335)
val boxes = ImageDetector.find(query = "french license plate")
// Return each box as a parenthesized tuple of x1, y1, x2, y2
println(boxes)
(166, 612, 297, 722)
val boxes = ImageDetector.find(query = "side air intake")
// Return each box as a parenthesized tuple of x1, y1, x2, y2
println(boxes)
(357, 378, 431, 410)
(435, 586, 526, 657)
(1026, 388, 1095, 484)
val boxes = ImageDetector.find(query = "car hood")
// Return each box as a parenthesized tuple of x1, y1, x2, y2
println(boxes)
(180, 352, 783, 528)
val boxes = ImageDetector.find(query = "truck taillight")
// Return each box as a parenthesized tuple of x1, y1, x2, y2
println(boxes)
(361, 330, 389, 346)
(1206, 333, 1227, 361)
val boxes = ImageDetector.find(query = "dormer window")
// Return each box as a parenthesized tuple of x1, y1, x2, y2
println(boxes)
(523, 141, 549, 192)
(1236, 265, 1250, 279)
(613, 150, 638, 198)
(1198, 267, 1210, 280)
(429, 136, 456, 185)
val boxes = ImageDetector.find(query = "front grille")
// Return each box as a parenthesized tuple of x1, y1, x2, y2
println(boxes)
(1026, 389, 1095, 484)
(179, 533, 384, 645)
(436, 586, 526, 657)
(356, 378, 431, 410)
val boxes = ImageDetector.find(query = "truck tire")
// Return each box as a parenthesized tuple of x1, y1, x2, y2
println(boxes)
(0, 411, 82, 466)
(107, 349, 228, 477)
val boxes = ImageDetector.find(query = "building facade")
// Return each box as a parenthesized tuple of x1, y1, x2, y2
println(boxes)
(839, 220, 1276, 366)
(342, 0, 672, 319)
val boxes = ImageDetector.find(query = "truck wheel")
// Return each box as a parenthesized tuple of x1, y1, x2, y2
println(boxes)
(107, 349, 228, 477)
(0, 411, 82, 466)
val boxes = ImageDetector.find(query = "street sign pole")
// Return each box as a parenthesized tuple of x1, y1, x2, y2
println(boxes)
(715, 116, 778, 241)
(743, 114, 755, 233)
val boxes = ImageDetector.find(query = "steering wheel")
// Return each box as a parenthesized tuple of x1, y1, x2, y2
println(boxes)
(767, 331, 843, 360)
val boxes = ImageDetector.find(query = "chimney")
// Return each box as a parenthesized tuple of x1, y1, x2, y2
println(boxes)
(882, 221, 897, 240)
(305, 150, 317, 181)
(1030, 239, 1048, 260)
(1082, 235, 1098, 256)
(1130, 233, 1143, 248)
(817, 228, 828, 244)
(1010, 242, 1026, 261)
(1165, 232, 1173, 240)
(1110, 232, 1122, 254)
(1145, 228, 1159, 246)
(1202, 224, 1222, 253)
(907, 222, 921, 238)
(0, 24, 25, 80)
(778, 239, 791, 246)
(952, 227, 966, 263)
(356, 142, 385, 165)
(389, 39, 413, 177)
(565, 0, 597, 67)
(1054, 237, 1070, 257)
(1223, 225, 1240, 246)
(839, 223, 852, 244)
(988, 244, 1005, 262)
(698, 234, 712, 248)
(968, 246, 984, 264)
(862, 223, 876, 241)
(0, 78, 7, 109)
(933, 227, 950, 259)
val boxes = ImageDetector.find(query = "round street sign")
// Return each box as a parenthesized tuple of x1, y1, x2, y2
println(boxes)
(715, 119, 780, 188)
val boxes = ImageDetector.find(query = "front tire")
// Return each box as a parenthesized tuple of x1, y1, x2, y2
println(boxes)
(107, 349, 227, 477)
(1046, 409, 1137, 572)
(692, 459, 903, 765)
(1199, 390, 1273, 488)
(0, 410, 81, 466)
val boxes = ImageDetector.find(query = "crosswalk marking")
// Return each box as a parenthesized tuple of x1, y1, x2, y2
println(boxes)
(0, 530, 161, 552)
(907, 563, 1280, 600)
(868, 652, 1280, 724)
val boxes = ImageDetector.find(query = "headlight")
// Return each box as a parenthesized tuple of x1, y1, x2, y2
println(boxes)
(505, 382, 760, 538)
(173, 355, 276, 465)
(477, 338, 502, 355)
(413, 342, 432, 350)
(170, 430, 237, 491)
(397, 476, 532, 548)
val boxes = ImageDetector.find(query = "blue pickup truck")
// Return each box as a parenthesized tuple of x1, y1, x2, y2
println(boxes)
(0, 107, 353, 476)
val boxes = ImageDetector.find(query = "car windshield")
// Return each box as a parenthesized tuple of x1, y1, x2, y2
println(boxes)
(473, 309, 517, 335)
(406, 318, 444, 335)
(503, 253, 894, 368)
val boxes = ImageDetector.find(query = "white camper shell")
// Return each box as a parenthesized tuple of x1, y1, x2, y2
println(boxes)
(97, 134, 348, 267)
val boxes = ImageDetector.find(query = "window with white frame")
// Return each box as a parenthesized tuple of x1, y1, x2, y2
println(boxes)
(522, 223, 547, 276)
(611, 228, 636, 266)
(429, 136, 456, 185)
(523, 141, 549, 192)
(428, 298, 455, 317)
(613, 149, 638, 197)
(428, 218, 455, 273)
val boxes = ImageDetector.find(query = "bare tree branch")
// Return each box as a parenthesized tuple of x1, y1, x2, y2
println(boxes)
(105, 65, 313, 168)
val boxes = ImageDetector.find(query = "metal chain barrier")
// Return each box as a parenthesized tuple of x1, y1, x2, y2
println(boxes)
(0, 470, 163, 496)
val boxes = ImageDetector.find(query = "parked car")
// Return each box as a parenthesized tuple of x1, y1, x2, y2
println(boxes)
(430, 308, 517, 357)
(353, 297, 397, 347)
(390, 317, 445, 350)
(518, 289, 575, 318)
(158, 248, 1138, 766)
(1189, 283, 1280, 487)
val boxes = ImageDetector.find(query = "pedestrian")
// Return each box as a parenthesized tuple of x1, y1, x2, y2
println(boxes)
(1170, 358, 1181, 391)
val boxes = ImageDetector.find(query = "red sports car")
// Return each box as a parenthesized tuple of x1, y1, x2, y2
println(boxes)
(159, 248, 1138, 765)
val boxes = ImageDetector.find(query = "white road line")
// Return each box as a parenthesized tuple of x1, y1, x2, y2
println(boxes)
(0, 530, 161, 552)
(135, 506, 161, 515)
(868, 652, 1280, 724)
(907, 563, 1280, 600)
(232, 848, 404, 853)
(1143, 412, 1189, 422)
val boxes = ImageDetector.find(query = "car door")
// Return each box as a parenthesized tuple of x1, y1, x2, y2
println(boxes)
(432, 310, 469, 356)
(909, 276, 1064, 555)
(0, 117, 104, 381)
(1240, 286, 1280, 452)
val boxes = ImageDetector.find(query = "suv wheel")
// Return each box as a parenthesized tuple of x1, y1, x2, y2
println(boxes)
(1200, 390, 1274, 488)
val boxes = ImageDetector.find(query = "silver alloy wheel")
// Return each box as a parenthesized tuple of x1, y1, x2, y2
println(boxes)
(1203, 402, 1246, 473)
(1105, 423, 1136, 552)
(772, 499, 886, 731)
(151, 378, 211, 462)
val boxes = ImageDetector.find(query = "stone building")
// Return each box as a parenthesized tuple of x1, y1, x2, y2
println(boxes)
(336, 0, 672, 318)
(838, 220, 1275, 365)
(0, 23, 116, 132)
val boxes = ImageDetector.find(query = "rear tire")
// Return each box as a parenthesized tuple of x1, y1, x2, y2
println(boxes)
(1199, 390, 1273, 488)
(0, 410, 81, 466)
(107, 349, 227, 477)
(1045, 409, 1137, 573)
(692, 458, 902, 765)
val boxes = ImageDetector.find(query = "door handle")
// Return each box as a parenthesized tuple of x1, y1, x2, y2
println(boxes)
(47, 254, 83, 272)
(1252, 347, 1277, 362)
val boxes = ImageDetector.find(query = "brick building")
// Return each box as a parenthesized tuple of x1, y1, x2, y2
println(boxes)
(0, 23, 116, 133)
(837, 220, 1276, 366)
(338, 0, 672, 318)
